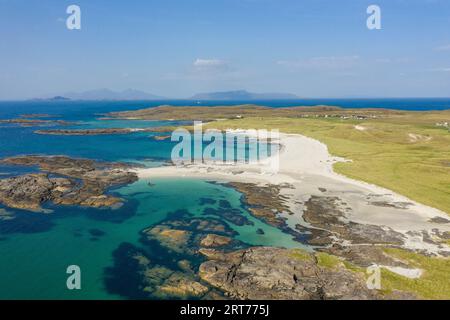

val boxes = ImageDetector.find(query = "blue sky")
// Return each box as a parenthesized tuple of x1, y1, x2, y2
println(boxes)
(0, 0, 450, 99)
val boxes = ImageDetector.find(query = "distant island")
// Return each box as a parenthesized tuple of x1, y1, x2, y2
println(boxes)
(190, 90, 300, 100)
(63, 89, 167, 101)
(31, 89, 300, 102)
(30, 96, 71, 102)
(34, 89, 166, 101)
(50, 96, 70, 101)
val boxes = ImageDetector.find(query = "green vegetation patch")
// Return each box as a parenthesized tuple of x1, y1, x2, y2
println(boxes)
(289, 248, 314, 262)
(381, 248, 450, 299)
(316, 252, 343, 269)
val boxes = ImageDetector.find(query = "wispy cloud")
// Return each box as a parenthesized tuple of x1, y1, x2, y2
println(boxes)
(429, 67, 450, 72)
(434, 44, 450, 51)
(193, 58, 228, 69)
(277, 55, 360, 70)
(163, 58, 239, 81)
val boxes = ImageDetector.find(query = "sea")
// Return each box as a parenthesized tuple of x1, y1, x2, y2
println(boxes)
(0, 98, 448, 299)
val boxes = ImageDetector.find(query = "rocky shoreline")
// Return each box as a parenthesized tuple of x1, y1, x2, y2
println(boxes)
(108, 209, 421, 300)
(199, 247, 383, 300)
(0, 155, 138, 212)
(34, 126, 174, 136)
(0, 118, 74, 127)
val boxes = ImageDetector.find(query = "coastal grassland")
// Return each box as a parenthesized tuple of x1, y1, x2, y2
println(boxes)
(381, 248, 450, 299)
(203, 113, 450, 215)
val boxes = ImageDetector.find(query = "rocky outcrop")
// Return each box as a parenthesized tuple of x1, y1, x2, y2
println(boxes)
(199, 247, 381, 300)
(0, 156, 138, 211)
(35, 127, 173, 136)
(302, 196, 405, 246)
(157, 272, 209, 297)
(0, 118, 73, 127)
(228, 182, 293, 228)
(200, 234, 232, 248)
(0, 173, 74, 211)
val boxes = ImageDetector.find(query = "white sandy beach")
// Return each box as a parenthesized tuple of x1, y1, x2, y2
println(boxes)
(135, 131, 450, 253)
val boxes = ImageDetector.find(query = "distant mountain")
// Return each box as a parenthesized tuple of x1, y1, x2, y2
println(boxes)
(62, 89, 166, 101)
(190, 90, 300, 100)
(29, 96, 71, 101)
(50, 96, 71, 101)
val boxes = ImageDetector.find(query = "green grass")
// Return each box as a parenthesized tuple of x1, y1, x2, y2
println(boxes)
(381, 248, 450, 299)
(316, 252, 343, 269)
(289, 249, 314, 262)
(205, 116, 450, 215)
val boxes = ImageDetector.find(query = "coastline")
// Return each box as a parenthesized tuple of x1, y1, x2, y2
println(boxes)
(135, 130, 450, 254)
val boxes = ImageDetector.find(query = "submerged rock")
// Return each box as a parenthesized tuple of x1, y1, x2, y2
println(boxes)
(142, 217, 239, 255)
(143, 225, 192, 254)
(256, 228, 265, 235)
(203, 207, 253, 226)
(106, 242, 211, 299)
(0, 208, 15, 221)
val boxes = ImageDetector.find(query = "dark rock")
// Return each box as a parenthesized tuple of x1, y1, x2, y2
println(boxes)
(89, 229, 106, 237)
(199, 197, 216, 205)
(429, 216, 450, 224)
(199, 247, 383, 300)
(0, 156, 138, 211)
(303, 196, 405, 246)
(203, 207, 253, 226)
(200, 234, 232, 248)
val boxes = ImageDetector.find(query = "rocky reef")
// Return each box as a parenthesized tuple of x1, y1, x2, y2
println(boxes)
(141, 216, 239, 255)
(106, 212, 247, 299)
(0, 156, 138, 211)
